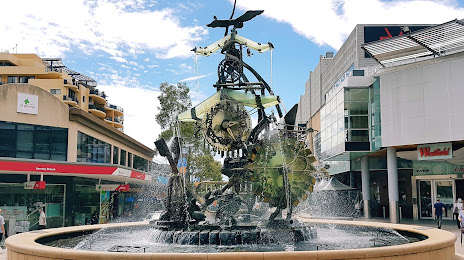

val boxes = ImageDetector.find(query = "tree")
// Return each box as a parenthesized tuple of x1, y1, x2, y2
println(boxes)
(155, 82, 222, 182)
(156, 82, 192, 130)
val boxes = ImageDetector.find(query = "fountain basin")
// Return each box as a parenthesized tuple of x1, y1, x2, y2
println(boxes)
(6, 218, 457, 260)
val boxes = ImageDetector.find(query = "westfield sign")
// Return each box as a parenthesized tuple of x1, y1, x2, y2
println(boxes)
(417, 143, 453, 160)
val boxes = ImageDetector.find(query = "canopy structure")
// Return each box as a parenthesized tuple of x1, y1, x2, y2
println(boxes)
(177, 89, 279, 122)
(362, 19, 464, 67)
(318, 177, 355, 191)
(42, 58, 97, 87)
(313, 178, 329, 191)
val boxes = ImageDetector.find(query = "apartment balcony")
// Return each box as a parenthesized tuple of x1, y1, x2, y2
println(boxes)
(63, 79, 79, 92)
(88, 104, 106, 119)
(114, 116, 124, 128)
(105, 102, 124, 116)
(63, 95, 78, 107)
(89, 89, 106, 104)
(104, 116, 113, 125)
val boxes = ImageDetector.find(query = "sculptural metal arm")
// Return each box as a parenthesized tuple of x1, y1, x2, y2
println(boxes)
(194, 34, 273, 57)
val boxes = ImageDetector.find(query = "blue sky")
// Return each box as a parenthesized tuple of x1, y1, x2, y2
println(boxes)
(2, 0, 464, 151)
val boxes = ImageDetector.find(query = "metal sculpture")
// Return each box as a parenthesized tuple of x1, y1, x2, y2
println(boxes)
(155, 5, 315, 234)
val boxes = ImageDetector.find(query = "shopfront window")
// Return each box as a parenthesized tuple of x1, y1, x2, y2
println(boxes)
(0, 183, 65, 229)
(76, 132, 111, 163)
(0, 121, 67, 161)
(113, 146, 119, 164)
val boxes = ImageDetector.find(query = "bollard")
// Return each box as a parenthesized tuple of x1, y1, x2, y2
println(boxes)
(399, 206, 402, 220)
(383, 206, 386, 218)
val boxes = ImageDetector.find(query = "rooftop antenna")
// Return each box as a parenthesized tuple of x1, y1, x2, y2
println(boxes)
(12, 44, 17, 54)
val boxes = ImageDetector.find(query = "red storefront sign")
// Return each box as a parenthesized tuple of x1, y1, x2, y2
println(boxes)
(0, 160, 149, 181)
(24, 181, 46, 190)
(417, 142, 453, 160)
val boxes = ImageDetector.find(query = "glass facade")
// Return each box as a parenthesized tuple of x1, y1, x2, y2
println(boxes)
(0, 121, 67, 161)
(76, 132, 111, 163)
(133, 155, 148, 172)
(0, 183, 65, 229)
(120, 149, 126, 166)
(113, 146, 119, 164)
(320, 87, 371, 160)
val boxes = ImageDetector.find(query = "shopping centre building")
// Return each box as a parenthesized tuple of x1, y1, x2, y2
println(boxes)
(0, 53, 162, 233)
(296, 19, 464, 222)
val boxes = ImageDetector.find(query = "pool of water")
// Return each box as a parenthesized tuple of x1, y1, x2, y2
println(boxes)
(40, 223, 426, 253)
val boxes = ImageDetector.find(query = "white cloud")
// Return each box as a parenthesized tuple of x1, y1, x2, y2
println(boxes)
(98, 84, 161, 149)
(0, 0, 207, 58)
(179, 73, 212, 82)
(233, 0, 464, 50)
(111, 56, 128, 63)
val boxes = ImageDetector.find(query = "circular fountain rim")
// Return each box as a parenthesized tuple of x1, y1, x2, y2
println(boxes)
(6, 218, 456, 260)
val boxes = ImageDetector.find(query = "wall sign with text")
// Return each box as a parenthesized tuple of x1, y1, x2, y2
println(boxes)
(17, 93, 38, 115)
(417, 142, 452, 161)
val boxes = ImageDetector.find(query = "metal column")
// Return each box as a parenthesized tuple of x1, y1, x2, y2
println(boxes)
(387, 147, 399, 223)
(361, 156, 370, 219)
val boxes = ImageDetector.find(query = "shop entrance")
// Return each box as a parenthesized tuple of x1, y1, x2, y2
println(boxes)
(418, 180, 454, 219)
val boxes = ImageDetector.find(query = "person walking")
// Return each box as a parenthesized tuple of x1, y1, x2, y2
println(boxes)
(38, 207, 47, 230)
(433, 198, 446, 229)
(0, 209, 5, 254)
(454, 198, 463, 228)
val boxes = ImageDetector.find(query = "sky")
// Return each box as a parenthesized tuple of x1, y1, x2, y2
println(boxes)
(2, 0, 464, 152)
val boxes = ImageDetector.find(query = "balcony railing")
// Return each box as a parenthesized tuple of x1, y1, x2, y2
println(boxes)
(105, 117, 113, 121)
(63, 79, 80, 89)
(63, 95, 78, 103)
(114, 117, 124, 124)
(106, 102, 124, 113)
(88, 104, 106, 112)
(46, 67, 63, 73)
(89, 89, 106, 99)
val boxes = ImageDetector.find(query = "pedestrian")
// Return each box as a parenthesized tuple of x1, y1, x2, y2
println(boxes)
(0, 208, 5, 254)
(454, 198, 463, 228)
(458, 207, 464, 232)
(433, 198, 445, 229)
(90, 211, 99, 225)
(38, 207, 47, 230)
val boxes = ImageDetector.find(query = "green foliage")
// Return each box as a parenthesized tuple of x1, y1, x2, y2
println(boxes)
(155, 82, 222, 182)
(156, 82, 192, 130)
(189, 151, 222, 181)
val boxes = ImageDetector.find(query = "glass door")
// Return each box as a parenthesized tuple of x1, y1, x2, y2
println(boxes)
(435, 180, 454, 219)
(419, 180, 432, 218)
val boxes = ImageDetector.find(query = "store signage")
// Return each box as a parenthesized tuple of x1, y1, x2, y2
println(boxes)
(17, 93, 38, 115)
(0, 161, 149, 181)
(96, 184, 130, 191)
(24, 181, 46, 190)
(417, 143, 452, 160)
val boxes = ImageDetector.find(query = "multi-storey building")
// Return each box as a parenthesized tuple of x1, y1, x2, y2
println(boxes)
(0, 54, 124, 131)
(297, 19, 464, 223)
(0, 53, 161, 233)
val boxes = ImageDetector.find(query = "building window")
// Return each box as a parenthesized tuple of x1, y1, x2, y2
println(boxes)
(76, 132, 111, 163)
(120, 149, 127, 166)
(128, 152, 133, 168)
(113, 146, 119, 164)
(82, 96, 85, 103)
(0, 121, 67, 161)
(133, 155, 148, 172)
(19, 76, 35, 83)
(50, 89, 61, 95)
(7, 76, 18, 83)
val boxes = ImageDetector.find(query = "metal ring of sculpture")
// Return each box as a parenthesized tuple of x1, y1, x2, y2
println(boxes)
(218, 58, 242, 83)
(203, 99, 251, 151)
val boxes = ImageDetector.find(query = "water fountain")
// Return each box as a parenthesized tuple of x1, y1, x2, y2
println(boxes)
(5, 5, 458, 260)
